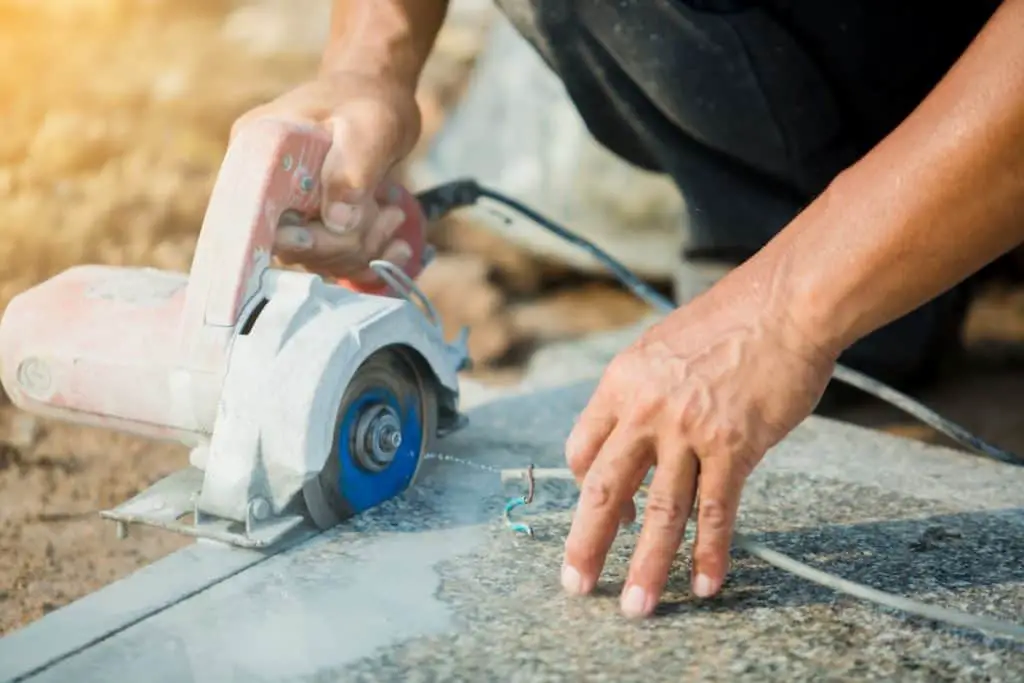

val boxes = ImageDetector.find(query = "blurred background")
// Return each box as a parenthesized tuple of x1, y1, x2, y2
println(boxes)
(0, 0, 1021, 634)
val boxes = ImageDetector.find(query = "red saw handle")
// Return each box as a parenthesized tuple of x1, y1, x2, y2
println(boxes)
(182, 118, 427, 334)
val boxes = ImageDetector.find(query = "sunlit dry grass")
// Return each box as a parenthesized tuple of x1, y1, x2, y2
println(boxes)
(0, 0, 317, 313)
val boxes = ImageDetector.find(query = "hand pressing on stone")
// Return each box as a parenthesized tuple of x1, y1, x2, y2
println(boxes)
(562, 0, 1024, 617)
(559, 266, 836, 619)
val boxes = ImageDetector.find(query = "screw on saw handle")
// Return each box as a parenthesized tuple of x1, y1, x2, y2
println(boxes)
(183, 119, 427, 334)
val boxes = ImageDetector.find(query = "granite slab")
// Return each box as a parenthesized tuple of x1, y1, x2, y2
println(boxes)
(2, 379, 1022, 683)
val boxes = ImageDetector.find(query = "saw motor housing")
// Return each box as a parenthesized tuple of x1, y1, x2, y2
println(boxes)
(0, 120, 469, 548)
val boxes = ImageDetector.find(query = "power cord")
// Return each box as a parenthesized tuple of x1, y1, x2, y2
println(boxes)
(418, 179, 1023, 466)
(416, 178, 1024, 643)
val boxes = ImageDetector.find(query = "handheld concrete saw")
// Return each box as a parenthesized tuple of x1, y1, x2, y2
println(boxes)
(3, 118, 1023, 641)
(0, 119, 470, 549)
(2, 116, 1019, 554)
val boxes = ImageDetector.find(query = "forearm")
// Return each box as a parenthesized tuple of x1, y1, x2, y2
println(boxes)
(320, 0, 449, 88)
(753, 0, 1024, 357)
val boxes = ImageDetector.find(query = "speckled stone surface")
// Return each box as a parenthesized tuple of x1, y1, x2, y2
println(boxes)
(8, 380, 1024, 683)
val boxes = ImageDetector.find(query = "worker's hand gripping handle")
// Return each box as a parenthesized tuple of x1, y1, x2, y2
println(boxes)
(183, 118, 428, 332)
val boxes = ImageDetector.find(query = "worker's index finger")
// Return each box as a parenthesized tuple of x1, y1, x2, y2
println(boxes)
(322, 111, 395, 210)
(621, 440, 698, 618)
(562, 426, 652, 595)
(565, 382, 618, 482)
(565, 414, 615, 485)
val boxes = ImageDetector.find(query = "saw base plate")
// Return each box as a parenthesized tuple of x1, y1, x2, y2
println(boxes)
(100, 467, 310, 549)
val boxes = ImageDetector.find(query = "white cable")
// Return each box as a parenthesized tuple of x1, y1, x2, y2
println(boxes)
(497, 464, 1024, 643)
(733, 533, 1024, 642)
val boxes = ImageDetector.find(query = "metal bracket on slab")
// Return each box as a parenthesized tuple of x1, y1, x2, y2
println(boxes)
(99, 467, 307, 549)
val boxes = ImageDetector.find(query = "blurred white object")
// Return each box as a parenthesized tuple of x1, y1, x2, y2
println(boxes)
(409, 16, 686, 281)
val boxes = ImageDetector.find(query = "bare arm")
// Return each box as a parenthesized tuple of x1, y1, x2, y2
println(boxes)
(744, 0, 1024, 357)
(232, 0, 450, 282)
(558, 0, 1024, 618)
(320, 0, 450, 89)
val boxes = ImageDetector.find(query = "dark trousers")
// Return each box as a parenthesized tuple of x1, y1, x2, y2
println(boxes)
(494, 0, 1002, 385)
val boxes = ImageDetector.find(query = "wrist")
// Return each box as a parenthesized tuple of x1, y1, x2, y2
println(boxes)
(760, 176, 885, 361)
(684, 235, 843, 371)
(319, 42, 423, 91)
(731, 183, 862, 363)
(319, 0, 447, 90)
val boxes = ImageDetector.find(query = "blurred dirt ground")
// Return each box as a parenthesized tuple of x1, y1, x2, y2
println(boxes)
(0, 0, 1022, 636)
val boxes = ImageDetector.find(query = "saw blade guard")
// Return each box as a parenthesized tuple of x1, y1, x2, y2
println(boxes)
(194, 268, 463, 526)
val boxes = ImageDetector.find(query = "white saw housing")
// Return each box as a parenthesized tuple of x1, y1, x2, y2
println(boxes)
(196, 268, 465, 526)
(94, 268, 468, 549)
(0, 120, 470, 548)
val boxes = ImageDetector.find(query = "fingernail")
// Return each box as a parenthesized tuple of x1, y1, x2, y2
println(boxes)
(383, 239, 413, 267)
(376, 206, 407, 240)
(561, 564, 584, 595)
(325, 202, 360, 232)
(620, 585, 649, 619)
(693, 573, 716, 598)
(276, 226, 313, 250)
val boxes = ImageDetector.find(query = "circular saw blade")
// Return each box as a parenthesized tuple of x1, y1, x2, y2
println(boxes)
(302, 347, 437, 530)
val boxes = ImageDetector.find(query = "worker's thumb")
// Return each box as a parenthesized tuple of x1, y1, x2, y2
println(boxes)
(319, 110, 404, 236)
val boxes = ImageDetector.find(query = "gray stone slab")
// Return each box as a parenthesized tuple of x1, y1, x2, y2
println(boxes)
(0, 532, 320, 683)
(6, 380, 1024, 683)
